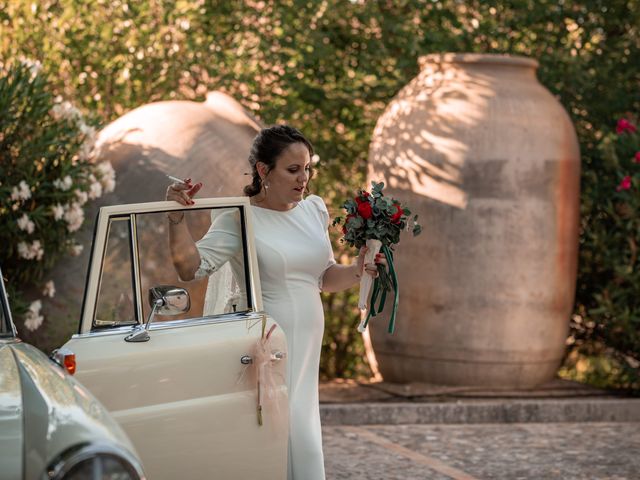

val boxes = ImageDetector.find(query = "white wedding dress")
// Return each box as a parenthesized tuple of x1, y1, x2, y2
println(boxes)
(195, 195, 335, 480)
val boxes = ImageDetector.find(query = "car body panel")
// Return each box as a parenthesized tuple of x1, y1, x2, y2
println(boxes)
(0, 343, 23, 480)
(63, 198, 289, 479)
(14, 342, 140, 480)
(0, 266, 145, 480)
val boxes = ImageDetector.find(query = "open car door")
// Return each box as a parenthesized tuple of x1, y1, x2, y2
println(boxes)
(62, 198, 288, 480)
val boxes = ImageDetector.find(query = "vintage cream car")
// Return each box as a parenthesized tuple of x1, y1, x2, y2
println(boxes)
(0, 266, 146, 480)
(59, 197, 289, 479)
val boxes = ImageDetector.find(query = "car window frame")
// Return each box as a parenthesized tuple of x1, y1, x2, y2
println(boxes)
(79, 198, 263, 335)
(0, 267, 17, 338)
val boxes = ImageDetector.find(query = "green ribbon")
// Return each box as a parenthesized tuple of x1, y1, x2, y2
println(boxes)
(362, 245, 399, 334)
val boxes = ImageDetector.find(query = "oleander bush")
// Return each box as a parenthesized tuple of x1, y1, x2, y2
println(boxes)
(0, 60, 115, 331)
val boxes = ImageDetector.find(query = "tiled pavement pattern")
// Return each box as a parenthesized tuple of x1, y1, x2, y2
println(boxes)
(323, 422, 640, 480)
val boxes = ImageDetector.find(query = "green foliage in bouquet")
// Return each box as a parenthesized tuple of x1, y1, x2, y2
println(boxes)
(332, 181, 421, 250)
(0, 60, 114, 333)
(570, 116, 640, 391)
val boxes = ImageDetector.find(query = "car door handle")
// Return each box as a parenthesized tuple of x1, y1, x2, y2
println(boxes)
(240, 351, 286, 365)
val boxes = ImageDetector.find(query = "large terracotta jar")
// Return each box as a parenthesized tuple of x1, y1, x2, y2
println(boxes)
(367, 54, 580, 387)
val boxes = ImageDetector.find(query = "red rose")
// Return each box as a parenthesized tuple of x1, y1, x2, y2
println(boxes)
(616, 175, 632, 192)
(616, 119, 637, 135)
(390, 203, 403, 224)
(634, 151, 640, 163)
(355, 191, 370, 205)
(357, 201, 373, 219)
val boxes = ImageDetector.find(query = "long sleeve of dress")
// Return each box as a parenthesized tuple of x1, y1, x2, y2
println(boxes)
(194, 209, 242, 279)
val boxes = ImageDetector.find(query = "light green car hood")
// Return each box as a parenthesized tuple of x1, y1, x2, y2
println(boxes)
(0, 341, 139, 480)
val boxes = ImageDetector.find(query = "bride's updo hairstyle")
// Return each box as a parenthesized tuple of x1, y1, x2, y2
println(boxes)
(244, 125, 315, 197)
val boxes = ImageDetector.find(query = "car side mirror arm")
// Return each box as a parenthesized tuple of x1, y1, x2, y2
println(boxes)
(124, 286, 190, 343)
(124, 297, 163, 343)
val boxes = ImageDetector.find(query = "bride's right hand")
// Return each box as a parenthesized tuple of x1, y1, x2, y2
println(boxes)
(166, 178, 203, 206)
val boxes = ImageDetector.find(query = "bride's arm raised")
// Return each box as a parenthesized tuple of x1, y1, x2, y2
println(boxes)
(166, 180, 202, 281)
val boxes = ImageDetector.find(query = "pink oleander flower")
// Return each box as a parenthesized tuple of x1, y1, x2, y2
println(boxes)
(616, 175, 632, 191)
(616, 118, 637, 135)
(634, 152, 640, 163)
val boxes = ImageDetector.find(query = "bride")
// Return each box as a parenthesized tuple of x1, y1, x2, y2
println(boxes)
(165, 125, 382, 480)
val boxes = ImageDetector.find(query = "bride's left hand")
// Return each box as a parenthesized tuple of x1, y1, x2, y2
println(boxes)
(357, 247, 387, 278)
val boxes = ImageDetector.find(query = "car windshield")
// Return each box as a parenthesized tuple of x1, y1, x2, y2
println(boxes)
(0, 269, 14, 337)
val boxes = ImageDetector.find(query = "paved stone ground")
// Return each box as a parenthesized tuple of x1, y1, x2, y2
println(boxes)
(323, 422, 640, 480)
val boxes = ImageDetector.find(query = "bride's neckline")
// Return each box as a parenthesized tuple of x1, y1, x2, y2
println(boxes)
(250, 201, 300, 213)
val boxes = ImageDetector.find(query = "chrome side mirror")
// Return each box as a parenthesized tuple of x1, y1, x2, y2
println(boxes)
(125, 286, 190, 343)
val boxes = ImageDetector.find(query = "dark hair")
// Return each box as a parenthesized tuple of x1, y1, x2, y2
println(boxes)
(243, 125, 315, 197)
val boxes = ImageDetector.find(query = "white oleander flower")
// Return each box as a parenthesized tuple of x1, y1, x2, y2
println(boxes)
(11, 181, 31, 201)
(24, 300, 43, 331)
(96, 161, 116, 193)
(20, 58, 42, 77)
(78, 140, 95, 161)
(75, 189, 88, 206)
(50, 100, 82, 122)
(63, 202, 84, 232)
(17, 214, 35, 234)
(42, 280, 55, 298)
(53, 175, 73, 191)
(51, 203, 64, 220)
(17, 240, 44, 260)
(88, 180, 102, 200)
(70, 243, 84, 256)
(79, 122, 96, 139)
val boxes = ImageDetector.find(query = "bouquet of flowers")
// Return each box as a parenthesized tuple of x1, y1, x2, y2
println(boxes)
(332, 181, 421, 333)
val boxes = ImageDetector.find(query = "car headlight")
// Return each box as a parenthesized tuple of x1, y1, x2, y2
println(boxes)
(44, 443, 145, 480)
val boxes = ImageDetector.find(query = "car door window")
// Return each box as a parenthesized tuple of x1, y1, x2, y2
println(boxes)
(91, 205, 251, 330)
(94, 217, 136, 327)
(136, 207, 249, 322)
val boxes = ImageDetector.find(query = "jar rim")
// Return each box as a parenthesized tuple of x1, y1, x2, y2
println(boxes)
(419, 53, 539, 70)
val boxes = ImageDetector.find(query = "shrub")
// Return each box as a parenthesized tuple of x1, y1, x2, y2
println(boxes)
(566, 115, 640, 391)
(0, 60, 115, 332)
